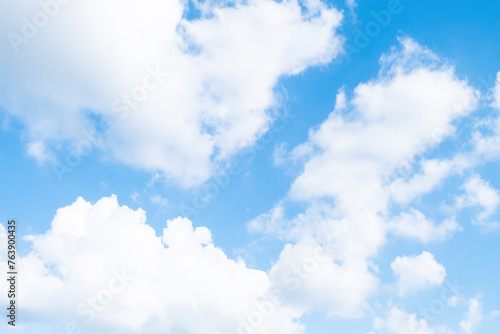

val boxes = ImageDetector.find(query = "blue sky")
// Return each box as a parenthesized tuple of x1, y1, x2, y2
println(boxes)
(0, 0, 499, 333)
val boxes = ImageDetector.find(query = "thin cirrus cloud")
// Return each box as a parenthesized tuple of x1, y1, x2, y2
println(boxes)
(0, 0, 343, 187)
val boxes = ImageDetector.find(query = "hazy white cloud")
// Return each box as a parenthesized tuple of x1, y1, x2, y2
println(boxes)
(131, 191, 139, 202)
(346, 0, 355, 6)
(448, 295, 461, 307)
(26, 140, 55, 164)
(456, 175, 500, 231)
(388, 208, 461, 243)
(273, 143, 288, 166)
(458, 175, 500, 217)
(373, 297, 493, 334)
(345, 0, 356, 10)
(492, 72, 500, 110)
(247, 202, 287, 236)
(0, 0, 343, 187)
(0, 196, 303, 333)
(372, 307, 454, 334)
(472, 71, 500, 162)
(488, 310, 500, 318)
(150, 194, 169, 207)
(389, 72, 500, 206)
(389, 156, 473, 205)
(391, 251, 446, 297)
(459, 296, 483, 333)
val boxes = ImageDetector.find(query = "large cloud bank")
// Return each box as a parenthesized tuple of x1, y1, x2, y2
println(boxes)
(0, 196, 304, 333)
(0, 0, 343, 186)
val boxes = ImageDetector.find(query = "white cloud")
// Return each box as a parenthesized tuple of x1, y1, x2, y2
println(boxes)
(373, 298, 493, 334)
(268, 238, 378, 317)
(456, 175, 500, 231)
(458, 175, 500, 217)
(0, 196, 303, 333)
(131, 191, 139, 202)
(448, 295, 461, 308)
(372, 307, 454, 334)
(288, 38, 477, 207)
(247, 202, 287, 236)
(345, 0, 356, 10)
(472, 71, 500, 162)
(488, 310, 500, 318)
(389, 72, 500, 206)
(273, 143, 288, 166)
(389, 156, 473, 205)
(391, 251, 446, 297)
(459, 296, 483, 333)
(150, 194, 169, 207)
(388, 208, 461, 243)
(0, 0, 343, 187)
(26, 140, 55, 164)
(492, 72, 500, 110)
(249, 38, 477, 315)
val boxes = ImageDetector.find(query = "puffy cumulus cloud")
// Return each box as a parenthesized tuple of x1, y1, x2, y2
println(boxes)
(389, 72, 500, 207)
(388, 209, 461, 243)
(391, 251, 446, 297)
(0, 196, 302, 334)
(0, 0, 343, 187)
(249, 37, 477, 316)
(289, 38, 478, 207)
(389, 155, 473, 205)
(373, 299, 493, 334)
(459, 296, 483, 333)
(268, 238, 378, 318)
(459, 175, 500, 217)
(371, 307, 454, 334)
(251, 202, 383, 318)
(455, 175, 500, 231)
